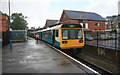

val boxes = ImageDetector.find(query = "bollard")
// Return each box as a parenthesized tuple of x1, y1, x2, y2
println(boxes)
(10, 28, 12, 48)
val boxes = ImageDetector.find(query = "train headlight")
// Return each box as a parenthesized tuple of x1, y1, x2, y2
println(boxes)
(62, 41, 68, 44)
(79, 40, 83, 43)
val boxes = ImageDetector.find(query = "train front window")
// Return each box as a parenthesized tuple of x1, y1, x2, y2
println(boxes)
(78, 30, 82, 39)
(62, 29, 83, 39)
(69, 29, 76, 39)
(62, 29, 68, 39)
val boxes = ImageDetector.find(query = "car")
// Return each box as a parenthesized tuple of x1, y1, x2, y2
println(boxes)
(100, 34, 107, 40)
(93, 34, 107, 40)
(85, 35, 94, 41)
(111, 34, 116, 39)
(106, 35, 112, 39)
(111, 34, 120, 39)
(93, 35, 100, 40)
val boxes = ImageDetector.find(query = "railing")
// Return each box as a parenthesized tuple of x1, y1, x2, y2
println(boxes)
(84, 30, 120, 50)
(11, 30, 26, 42)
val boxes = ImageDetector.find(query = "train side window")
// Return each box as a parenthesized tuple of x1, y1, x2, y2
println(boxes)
(55, 30, 58, 37)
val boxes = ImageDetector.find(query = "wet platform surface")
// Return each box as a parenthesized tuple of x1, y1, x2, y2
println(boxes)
(2, 38, 86, 73)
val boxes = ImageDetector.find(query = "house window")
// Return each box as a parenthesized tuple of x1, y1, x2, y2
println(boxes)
(85, 23, 88, 29)
(83, 23, 85, 28)
(105, 22, 108, 25)
(80, 23, 83, 27)
(108, 26, 111, 28)
(94, 22, 100, 26)
(80, 23, 88, 29)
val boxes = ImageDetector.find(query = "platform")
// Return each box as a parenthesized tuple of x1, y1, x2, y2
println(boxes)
(2, 38, 90, 73)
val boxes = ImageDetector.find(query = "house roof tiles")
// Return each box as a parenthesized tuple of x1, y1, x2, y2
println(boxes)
(46, 20, 58, 27)
(64, 10, 106, 21)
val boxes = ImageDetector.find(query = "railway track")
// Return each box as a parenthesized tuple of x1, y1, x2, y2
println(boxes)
(46, 43, 113, 75)
(67, 53, 113, 75)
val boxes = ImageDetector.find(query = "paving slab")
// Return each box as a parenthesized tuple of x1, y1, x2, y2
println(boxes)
(2, 38, 86, 73)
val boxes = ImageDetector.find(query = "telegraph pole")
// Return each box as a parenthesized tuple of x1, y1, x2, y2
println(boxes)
(9, 0, 12, 48)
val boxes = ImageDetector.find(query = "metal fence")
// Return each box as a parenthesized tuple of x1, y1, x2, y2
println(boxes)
(11, 30, 26, 42)
(84, 30, 120, 50)
(2, 31, 10, 46)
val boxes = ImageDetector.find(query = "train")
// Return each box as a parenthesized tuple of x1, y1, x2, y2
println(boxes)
(30, 24, 84, 53)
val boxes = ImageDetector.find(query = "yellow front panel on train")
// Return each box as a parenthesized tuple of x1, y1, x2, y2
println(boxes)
(60, 39, 84, 49)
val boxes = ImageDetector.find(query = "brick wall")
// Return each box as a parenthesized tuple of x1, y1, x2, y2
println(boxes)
(0, 14, 9, 32)
(82, 45, 120, 74)
(60, 19, 105, 31)
(88, 21, 105, 31)
(60, 11, 70, 24)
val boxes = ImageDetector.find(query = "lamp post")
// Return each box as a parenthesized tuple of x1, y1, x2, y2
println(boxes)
(24, 16, 28, 41)
(9, 0, 12, 48)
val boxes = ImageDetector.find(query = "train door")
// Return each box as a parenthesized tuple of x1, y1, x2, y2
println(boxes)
(53, 30, 55, 46)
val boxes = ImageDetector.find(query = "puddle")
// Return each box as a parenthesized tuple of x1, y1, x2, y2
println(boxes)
(53, 58, 70, 66)
(8, 59, 15, 62)
(24, 55, 34, 59)
(53, 59, 58, 60)
(19, 60, 36, 64)
(57, 61, 70, 66)
(53, 58, 64, 61)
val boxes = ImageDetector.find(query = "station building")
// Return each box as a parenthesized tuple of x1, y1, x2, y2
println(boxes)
(0, 11, 10, 46)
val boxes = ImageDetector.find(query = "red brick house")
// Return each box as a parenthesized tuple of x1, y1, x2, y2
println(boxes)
(44, 19, 58, 29)
(59, 10, 106, 32)
(0, 11, 9, 46)
(0, 11, 9, 32)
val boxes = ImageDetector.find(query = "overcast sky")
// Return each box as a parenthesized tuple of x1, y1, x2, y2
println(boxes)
(0, 0, 119, 28)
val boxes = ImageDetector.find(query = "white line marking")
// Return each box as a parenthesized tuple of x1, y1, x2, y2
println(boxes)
(47, 44, 101, 75)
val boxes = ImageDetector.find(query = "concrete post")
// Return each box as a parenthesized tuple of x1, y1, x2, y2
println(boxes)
(10, 28, 12, 48)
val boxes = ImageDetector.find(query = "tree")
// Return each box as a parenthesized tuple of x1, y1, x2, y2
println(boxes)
(10, 13, 28, 30)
